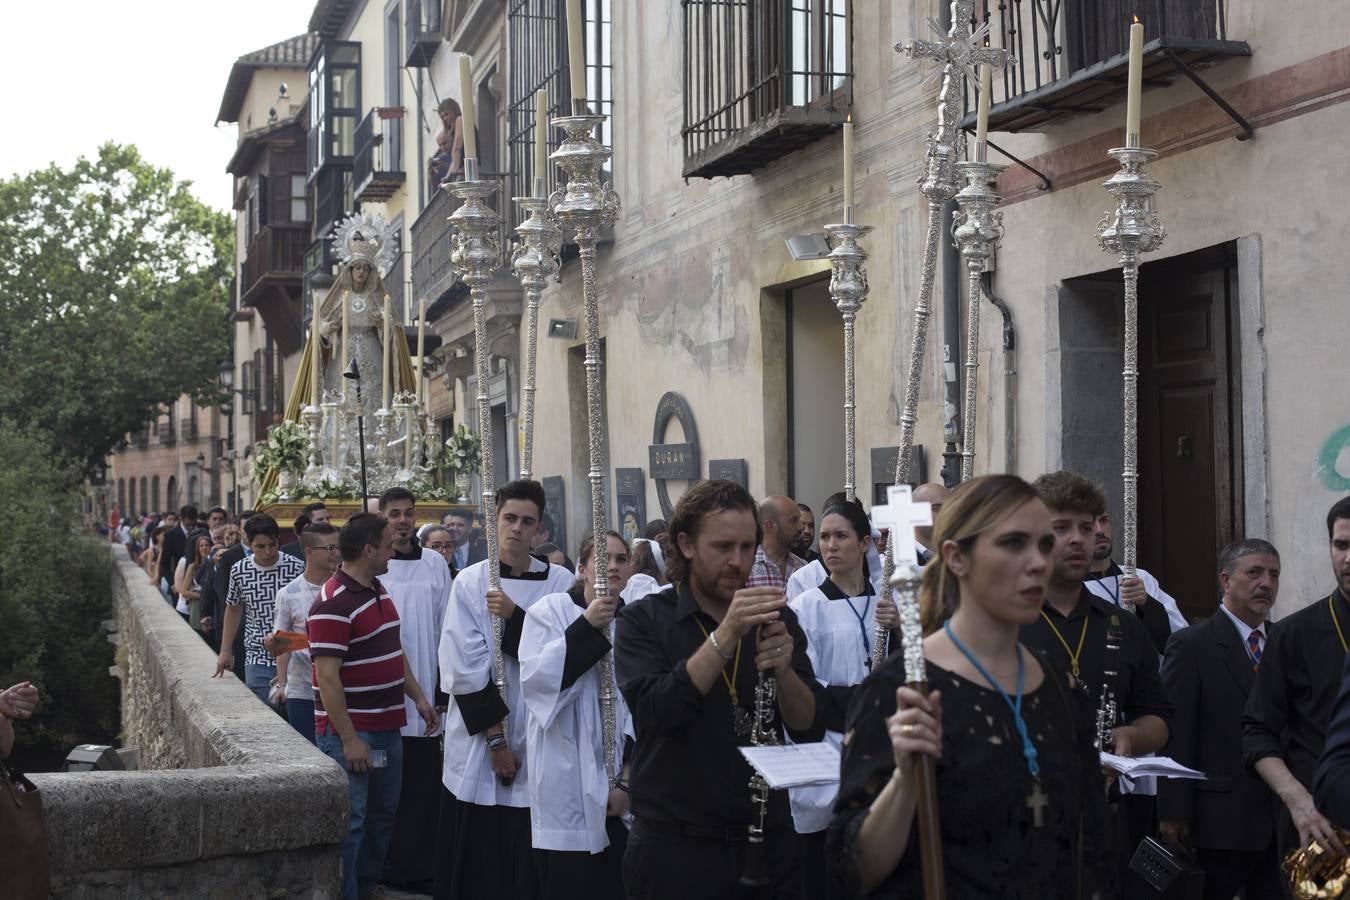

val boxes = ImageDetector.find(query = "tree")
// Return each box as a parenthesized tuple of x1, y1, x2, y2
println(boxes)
(0, 420, 118, 770)
(0, 143, 233, 474)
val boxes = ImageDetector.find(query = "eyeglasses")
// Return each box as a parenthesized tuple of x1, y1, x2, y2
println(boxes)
(311, 544, 340, 553)
(426, 542, 452, 551)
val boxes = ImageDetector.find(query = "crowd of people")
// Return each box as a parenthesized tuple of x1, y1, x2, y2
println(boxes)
(88, 473, 1350, 900)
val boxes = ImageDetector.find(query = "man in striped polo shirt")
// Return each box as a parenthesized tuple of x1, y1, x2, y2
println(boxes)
(310, 512, 439, 900)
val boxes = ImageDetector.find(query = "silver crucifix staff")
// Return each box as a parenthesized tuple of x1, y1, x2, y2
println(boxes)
(511, 174, 563, 480)
(879, 0, 1009, 668)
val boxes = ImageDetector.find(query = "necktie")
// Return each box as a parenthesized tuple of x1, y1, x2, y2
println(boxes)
(1247, 629, 1263, 670)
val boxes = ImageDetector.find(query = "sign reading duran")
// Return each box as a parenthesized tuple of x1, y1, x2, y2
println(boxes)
(542, 475, 567, 554)
(709, 458, 748, 489)
(648, 392, 701, 519)
(870, 445, 927, 505)
(615, 468, 646, 542)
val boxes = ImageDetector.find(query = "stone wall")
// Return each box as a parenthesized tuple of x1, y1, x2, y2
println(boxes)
(30, 547, 347, 898)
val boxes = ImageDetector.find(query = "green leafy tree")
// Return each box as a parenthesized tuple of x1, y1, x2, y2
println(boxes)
(0, 143, 233, 474)
(0, 420, 118, 770)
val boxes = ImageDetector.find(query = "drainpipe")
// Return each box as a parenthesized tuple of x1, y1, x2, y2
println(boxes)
(982, 271, 1016, 472)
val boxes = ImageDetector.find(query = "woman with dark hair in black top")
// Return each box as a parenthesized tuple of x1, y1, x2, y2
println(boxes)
(828, 475, 1114, 899)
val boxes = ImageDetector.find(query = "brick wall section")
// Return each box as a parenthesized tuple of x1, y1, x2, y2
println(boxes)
(29, 546, 347, 898)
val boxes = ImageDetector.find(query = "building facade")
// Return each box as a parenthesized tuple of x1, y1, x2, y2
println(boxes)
(219, 0, 1350, 616)
(106, 396, 229, 519)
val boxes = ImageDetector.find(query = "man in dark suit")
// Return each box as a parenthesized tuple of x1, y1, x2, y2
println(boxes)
(1159, 538, 1283, 899)
(158, 504, 198, 598)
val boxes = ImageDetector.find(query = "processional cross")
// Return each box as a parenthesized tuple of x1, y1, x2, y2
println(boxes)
(1026, 780, 1049, 828)
(871, 485, 933, 569)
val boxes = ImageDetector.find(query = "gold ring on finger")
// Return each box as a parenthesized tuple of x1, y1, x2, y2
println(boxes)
(901, 723, 916, 737)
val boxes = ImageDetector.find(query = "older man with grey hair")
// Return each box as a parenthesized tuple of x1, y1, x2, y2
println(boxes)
(1160, 538, 1283, 899)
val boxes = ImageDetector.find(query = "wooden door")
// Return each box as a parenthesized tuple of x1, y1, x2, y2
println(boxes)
(1137, 250, 1240, 623)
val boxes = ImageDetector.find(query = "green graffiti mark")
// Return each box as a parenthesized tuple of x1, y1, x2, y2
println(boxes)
(1317, 425, 1350, 492)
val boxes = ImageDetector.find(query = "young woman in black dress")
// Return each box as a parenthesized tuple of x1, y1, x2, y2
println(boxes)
(828, 474, 1114, 899)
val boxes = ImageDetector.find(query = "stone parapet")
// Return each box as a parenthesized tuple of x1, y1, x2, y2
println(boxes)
(30, 546, 346, 898)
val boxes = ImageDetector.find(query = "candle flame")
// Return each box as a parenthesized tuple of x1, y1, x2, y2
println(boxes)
(1133, 14, 1140, 24)
(846, 113, 852, 124)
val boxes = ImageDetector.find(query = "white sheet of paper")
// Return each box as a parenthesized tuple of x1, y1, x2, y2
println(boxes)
(739, 743, 841, 789)
(1100, 752, 1206, 780)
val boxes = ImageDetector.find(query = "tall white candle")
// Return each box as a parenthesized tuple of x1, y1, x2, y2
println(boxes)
(340, 290, 350, 400)
(310, 314, 321, 407)
(1125, 18, 1144, 146)
(974, 65, 992, 161)
(459, 55, 478, 160)
(566, 0, 586, 105)
(382, 294, 392, 409)
(534, 88, 549, 191)
(842, 116, 854, 211)
(416, 296, 427, 396)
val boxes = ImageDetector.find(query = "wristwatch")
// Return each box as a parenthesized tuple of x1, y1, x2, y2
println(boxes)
(707, 629, 735, 662)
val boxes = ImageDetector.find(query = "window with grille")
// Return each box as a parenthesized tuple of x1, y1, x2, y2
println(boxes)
(506, 0, 613, 226)
(683, 0, 852, 178)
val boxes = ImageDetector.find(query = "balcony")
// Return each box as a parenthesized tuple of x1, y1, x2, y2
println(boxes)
(354, 108, 406, 203)
(406, 0, 443, 67)
(410, 172, 510, 311)
(241, 224, 308, 352)
(180, 421, 198, 442)
(682, 0, 852, 179)
(159, 422, 176, 446)
(961, 0, 1250, 135)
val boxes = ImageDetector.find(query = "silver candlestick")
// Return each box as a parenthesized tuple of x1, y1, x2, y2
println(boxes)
(512, 176, 563, 480)
(549, 100, 622, 786)
(448, 159, 512, 778)
(952, 159, 1007, 482)
(824, 210, 873, 503)
(301, 403, 324, 481)
(1096, 146, 1166, 609)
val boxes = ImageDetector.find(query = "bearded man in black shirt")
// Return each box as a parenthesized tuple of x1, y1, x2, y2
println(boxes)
(615, 479, 822, 900)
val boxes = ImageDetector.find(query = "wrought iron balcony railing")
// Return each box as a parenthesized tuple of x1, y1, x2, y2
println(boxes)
(406, 0, 443, 67)
(682, 0, 852, 179)
(354, 107, 407, 202)
(962, 0, 1249, 137)
(410, 172, 510, 311)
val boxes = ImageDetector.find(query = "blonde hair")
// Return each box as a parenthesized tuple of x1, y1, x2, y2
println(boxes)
(918, 474, 1041, 634)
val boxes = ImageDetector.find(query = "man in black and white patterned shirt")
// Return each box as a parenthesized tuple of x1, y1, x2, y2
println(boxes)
(213, 514, 305, 704)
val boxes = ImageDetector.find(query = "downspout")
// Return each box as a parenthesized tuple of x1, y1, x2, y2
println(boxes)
(982, 270, 1016, 472)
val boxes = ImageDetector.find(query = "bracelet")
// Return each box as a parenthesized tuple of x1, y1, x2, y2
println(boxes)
(615, 778, 630, 793)
(486, 733, 507, 751)
(707, 629, 735, 662)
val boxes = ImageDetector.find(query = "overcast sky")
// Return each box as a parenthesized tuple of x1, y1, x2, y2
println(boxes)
(1, 0, 316, 212)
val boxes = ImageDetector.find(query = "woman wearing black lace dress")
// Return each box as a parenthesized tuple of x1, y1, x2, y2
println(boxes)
(828, 474, 1114, 899)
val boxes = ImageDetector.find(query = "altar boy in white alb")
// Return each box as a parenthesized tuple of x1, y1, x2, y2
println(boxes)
(435, 479, 573, 900)
(520, 530, 635, 900)
(377, 487, 451, 892)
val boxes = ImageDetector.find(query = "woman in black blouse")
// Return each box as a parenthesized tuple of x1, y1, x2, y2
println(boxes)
(828, 474, 1114, 899)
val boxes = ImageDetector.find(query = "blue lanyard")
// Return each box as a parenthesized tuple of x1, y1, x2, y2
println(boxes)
(843, 594, 874, 663)
(943, 621, 1040, 779)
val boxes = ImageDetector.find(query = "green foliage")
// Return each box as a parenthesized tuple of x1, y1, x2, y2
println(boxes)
(0, 421, 118, 770)
(442, 424, 482, 474)
(0, 143, 233, 474)
(251, 420, 312, 483)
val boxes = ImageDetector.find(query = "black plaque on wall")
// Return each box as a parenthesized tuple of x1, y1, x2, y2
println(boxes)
(615, 468, 646, 542)
(870, 446, 927, 505)
(648, 392, 702, 519)
(708, 458, 748, 489)
(542, 475, 567, 552)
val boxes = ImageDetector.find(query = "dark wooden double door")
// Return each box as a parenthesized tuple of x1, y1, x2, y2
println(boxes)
(1137, 247, 1241, 624)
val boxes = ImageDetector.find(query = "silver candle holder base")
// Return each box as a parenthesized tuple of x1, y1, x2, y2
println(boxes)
(952, 159, 1007, 482)
(511, 177, 563, 481)
(1096, 146, 1166, 592)
(823, 219, 873, 504)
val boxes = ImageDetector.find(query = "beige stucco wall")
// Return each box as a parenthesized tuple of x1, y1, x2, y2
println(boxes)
(525, 1, 951, 540)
